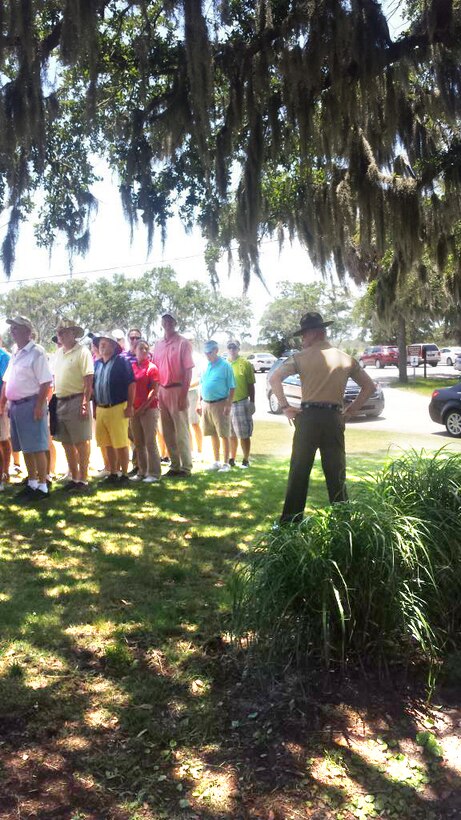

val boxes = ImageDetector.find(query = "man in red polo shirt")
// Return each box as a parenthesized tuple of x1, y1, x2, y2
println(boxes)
(152, 312, 194, 476)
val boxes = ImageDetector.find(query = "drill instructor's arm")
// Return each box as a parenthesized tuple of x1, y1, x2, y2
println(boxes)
(269, 359, 301, 421)
(343, 368, 376, 418)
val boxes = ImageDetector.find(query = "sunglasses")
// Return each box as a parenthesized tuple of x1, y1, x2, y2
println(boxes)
(129, 335, 141, 341)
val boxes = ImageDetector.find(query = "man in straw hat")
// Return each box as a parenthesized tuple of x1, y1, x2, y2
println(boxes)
(53, 319, 94, 492)
(269, 311, 375, 522)
(0, 316, 52, 502)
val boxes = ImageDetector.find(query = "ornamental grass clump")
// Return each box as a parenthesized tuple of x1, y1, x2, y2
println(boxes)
(232, 450, 461, 675)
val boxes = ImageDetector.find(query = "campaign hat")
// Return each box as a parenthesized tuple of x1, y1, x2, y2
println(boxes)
(292, 312, 333, 336)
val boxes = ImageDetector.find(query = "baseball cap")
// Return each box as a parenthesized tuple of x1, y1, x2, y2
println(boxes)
(227, 339, 240, 349)
(204, 340, 219, 354)
(6, 315, 33, 330)
(161, 311, 177, 322)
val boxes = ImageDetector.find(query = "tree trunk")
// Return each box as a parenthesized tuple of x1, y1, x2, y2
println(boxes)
(397, 313, 408, 383)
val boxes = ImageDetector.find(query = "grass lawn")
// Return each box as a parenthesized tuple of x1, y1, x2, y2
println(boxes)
(388, 375, 461, 397)
(1, 426, 461, 819)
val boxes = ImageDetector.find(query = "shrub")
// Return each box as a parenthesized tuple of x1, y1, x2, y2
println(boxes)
(231, 450, 461, 677)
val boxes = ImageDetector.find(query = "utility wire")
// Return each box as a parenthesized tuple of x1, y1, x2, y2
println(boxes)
(0, 237, 281, 288)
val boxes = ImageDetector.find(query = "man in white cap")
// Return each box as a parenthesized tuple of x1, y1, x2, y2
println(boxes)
(152, 312, 194, 476)
(112, 329, 126, 353)
(53, 319, 94, 492)
(0, 316, 52, 502)
(93, 331, 135, 483)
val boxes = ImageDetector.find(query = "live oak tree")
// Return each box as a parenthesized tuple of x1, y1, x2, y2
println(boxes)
(1, 0, 461, 314)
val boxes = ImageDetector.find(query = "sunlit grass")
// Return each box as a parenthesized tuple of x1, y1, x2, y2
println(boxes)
(1, 446, 460, 817)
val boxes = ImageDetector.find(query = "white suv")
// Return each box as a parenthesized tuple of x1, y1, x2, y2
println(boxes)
(247, 352, 276, 373)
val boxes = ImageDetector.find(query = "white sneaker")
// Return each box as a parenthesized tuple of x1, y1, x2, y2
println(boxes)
(130, 474, 145, 482)
(206, 461, 222, 471)
(217, 463, 231, 473)
(143, 475, 160, 483)
(96, 469, 110, 478)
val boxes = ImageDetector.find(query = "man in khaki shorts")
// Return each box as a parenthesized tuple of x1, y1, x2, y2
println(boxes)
(197, 340, 235, 472)
(53, 319, 94, 492)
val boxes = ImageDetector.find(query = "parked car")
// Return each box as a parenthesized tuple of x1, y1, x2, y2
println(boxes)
(247, 352, 277, 373)
(439, 347, 461, 366)
(266, 359, 385, 417)
(455, 353, 461, 372)
(407, 343, 440, 367)
(429, 382, 461, 437)
(359, 345, 399, 369)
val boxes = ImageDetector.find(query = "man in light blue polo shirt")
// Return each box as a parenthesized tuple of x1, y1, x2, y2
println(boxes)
(197, 340, 235, 472)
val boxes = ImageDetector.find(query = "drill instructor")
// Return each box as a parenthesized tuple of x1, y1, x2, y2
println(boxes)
(269, 312, 375, 522)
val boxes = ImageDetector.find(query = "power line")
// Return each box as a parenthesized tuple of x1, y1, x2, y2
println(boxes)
(0, 238, 280, 288)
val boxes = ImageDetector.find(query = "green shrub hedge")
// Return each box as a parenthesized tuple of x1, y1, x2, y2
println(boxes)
(231, 450, 461, 679)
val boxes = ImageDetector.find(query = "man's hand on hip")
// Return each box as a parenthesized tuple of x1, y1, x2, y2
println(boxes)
(283, 406, 301, 424)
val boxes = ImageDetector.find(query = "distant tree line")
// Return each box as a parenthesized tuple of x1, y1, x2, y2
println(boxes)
(0, 267, 253, 349)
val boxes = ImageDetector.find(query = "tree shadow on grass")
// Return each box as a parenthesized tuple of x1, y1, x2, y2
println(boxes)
(3, 461, 457, 817)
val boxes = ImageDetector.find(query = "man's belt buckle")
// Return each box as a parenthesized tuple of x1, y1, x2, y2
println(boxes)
(302, 401, 341, 411)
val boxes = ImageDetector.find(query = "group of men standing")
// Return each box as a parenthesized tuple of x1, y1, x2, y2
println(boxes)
(0, 311, 257, 502)
(0, 307, 378, 522)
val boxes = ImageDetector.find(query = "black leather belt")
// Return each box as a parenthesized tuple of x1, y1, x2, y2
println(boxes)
(301, 401, 342, 411)
(204, 397, 227, 404)
(10, 395, 37, 405)
(97, 402, 124, 408)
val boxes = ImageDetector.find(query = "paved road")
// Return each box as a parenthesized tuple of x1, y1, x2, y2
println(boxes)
(254, 364, 461, 437)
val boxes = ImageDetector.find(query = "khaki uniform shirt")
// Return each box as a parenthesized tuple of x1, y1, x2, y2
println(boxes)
(279, 340, 364, 404)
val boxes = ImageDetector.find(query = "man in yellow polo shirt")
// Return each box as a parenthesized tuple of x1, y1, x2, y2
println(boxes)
(53, 319, 94, 492)
(269, 312, 375, 522)
(227, 340, 255, 468)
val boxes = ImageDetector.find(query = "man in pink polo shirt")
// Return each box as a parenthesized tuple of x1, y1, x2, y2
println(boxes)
(152, 312, 194, 476)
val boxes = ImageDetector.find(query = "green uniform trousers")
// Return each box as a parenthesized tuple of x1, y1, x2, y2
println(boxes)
(281, 406, 347, 522)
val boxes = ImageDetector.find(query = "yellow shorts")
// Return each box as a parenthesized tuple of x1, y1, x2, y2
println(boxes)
(96, 403, 129, 449)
